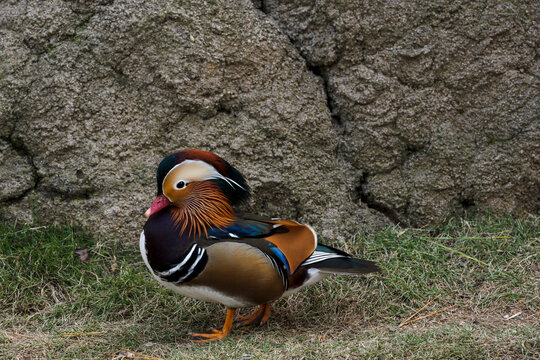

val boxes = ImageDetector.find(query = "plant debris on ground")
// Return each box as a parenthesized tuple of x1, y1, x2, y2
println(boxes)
(1, 216, 538, 359)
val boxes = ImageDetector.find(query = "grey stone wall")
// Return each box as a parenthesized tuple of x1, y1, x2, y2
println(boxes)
(1, 0, 538, 241)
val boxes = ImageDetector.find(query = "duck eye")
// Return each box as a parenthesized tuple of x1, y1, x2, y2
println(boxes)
(175, 181, 186, 189)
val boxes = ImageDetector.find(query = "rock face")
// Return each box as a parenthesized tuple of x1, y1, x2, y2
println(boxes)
(0, 0, 538, 241)
(263, 0, 540, 224)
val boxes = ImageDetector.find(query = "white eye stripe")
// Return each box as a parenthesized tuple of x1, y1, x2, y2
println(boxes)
(163, 159, 244, 191)
(205, 172, 246, 190)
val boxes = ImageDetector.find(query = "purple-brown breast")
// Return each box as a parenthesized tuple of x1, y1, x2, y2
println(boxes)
(143, 208, 194, 272)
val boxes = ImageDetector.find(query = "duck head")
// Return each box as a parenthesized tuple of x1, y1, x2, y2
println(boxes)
(145, 150, 250, 233)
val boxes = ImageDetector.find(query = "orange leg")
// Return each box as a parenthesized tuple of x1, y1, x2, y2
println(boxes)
(192, 308, 236, 343)
(259, 303, 271, 325)
(235, 303, 271, 328)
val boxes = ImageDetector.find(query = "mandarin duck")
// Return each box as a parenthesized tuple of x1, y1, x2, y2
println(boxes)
(140, 149, 379, 342)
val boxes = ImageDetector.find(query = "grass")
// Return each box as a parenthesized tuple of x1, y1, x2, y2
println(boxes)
(0, 216, 538, 359)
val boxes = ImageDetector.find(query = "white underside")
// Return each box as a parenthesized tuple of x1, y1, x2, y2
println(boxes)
(139, 231, 251, 308)
(282, 268, 329, 297)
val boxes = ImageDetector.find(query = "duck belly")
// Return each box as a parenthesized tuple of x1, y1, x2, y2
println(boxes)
(140, 232, 284, 307)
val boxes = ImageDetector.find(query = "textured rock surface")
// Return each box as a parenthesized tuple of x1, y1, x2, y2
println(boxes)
(0, 139, 36, 202)
(0, 0, 389, 241)
(264, 0, 540, 224)
(0, 0, 538, 242)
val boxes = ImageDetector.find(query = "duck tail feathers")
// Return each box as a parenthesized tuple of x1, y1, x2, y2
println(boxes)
(314, 257, 379, 275)
(301, 244, 379, 275)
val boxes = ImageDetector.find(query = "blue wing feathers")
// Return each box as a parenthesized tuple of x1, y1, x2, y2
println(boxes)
(207, 219, 276, 239)
(268, 245, 291, 274)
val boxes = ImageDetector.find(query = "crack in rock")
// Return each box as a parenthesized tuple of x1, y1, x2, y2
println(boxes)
(356, 172, 407, 226)
(0, 135, 40, 203)
(256, 0, 540, 227)
(257, 0, 399, 224)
